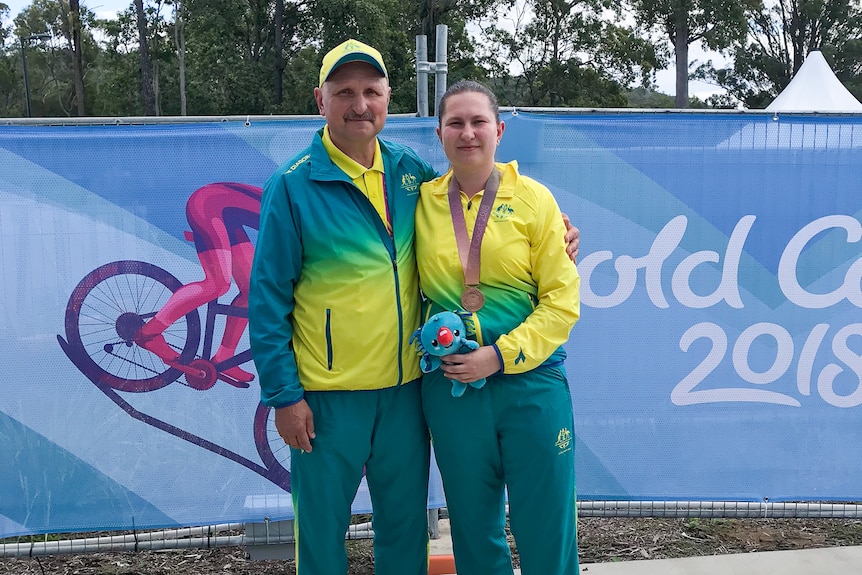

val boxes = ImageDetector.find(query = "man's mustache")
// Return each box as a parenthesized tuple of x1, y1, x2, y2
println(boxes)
(345, 112, 375, 121)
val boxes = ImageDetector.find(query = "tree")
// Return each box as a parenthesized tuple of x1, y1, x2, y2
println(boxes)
(92, 7, 149, 115)
(264, 0, 304, 110)
(177, 0, 271, 114)
(0, 3, 23, 116)
(66, 0, 86, 114)
(133, 0, 156, 114)
(0, 2, 10, 44)
(695, 0, 862, 108)
(14, 0, 99, 116)
(629, 0, 760, 108)
(174, 0, 186, 114)
(272, 0, 283, 105)
(474, 0, 658, 107)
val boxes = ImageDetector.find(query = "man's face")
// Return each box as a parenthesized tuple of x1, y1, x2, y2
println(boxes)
(314, 61, 391, 148)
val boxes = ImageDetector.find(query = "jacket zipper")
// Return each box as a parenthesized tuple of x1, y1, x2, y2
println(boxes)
(325, 308, 333, 370)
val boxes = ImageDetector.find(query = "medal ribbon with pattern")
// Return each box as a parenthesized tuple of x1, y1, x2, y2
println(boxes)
(447, 169, 501, 312)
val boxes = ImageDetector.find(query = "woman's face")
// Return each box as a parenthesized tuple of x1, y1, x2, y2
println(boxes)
(436, 91, 504, 174)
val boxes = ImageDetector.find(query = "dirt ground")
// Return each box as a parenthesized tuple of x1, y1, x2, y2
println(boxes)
(2, 517, 862, 574)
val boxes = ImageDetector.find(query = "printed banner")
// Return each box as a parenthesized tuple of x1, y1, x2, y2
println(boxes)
(1, 112, 861, 537)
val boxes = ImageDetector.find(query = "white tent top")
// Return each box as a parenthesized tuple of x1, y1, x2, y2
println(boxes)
(766, 51, 862, 112)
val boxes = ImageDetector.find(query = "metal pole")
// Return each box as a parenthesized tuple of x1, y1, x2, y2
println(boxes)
(416, 35, 429, 117)
(20, 39, 32, 118)
(433, 24, 449, 117)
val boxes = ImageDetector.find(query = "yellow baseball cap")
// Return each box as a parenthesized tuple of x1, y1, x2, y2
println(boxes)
(319, 39, 388, 87)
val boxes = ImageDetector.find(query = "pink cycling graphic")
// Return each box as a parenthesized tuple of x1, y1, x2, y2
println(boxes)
(135, 182, 258, 387)
(57, 182, 291, 492)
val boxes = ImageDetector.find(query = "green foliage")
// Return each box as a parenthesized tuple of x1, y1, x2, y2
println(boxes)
(830, 37, 862, 102)
(0, 50, 25, 116)
(626, 86, 675, 107)
(631, 0, 759, 48)
(694, 0, 862, 108)
(181, 0, 265, 114)
(3, 0, 794, 117)
(277, 45, 320, 114)
(473, 0, 659, 107)
(0, 2, 11, 45)
(628, 0, 761, 106)
(9, 0, 100, 115)
(532, 59, 628, 108)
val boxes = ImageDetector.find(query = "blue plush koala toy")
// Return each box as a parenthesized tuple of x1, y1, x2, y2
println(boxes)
(410, 310, 486, 397)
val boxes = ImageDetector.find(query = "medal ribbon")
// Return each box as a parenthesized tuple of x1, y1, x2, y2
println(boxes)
(447, 168, 501, 293)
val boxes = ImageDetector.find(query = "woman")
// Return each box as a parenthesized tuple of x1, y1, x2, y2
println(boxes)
(415, 80, 581, 575)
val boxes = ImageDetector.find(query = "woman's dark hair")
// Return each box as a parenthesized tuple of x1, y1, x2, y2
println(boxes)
(437, 80, 500, 126)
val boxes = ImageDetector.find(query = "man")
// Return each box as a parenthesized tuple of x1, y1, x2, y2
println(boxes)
(250, 39, 436, 575)
(249, 39, 579, 575)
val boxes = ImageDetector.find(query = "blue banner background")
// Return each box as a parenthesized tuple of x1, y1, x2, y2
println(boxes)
(1, 112, 861, 537)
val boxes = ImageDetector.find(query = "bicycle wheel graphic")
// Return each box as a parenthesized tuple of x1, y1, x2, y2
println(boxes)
(254, 403, 291, 492)
(62, 260, 202, 392)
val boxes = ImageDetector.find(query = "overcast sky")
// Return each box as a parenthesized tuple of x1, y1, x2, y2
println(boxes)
(4, 0, 128, 20)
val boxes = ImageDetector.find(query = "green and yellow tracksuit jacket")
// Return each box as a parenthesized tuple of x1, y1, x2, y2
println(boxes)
(415, 161, 580, 373)
(250, 129, 437, 408)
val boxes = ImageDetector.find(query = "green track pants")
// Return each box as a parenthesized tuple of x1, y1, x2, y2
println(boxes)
(423, 366, 579, 575)
(291, 379, 430, 575)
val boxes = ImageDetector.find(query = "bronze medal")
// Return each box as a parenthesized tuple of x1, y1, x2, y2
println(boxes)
(449, 169, 500, 316)
(461, 286, 485, 312)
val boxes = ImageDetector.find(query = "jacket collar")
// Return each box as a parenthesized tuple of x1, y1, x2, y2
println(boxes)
(308, 127, 405, 183)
